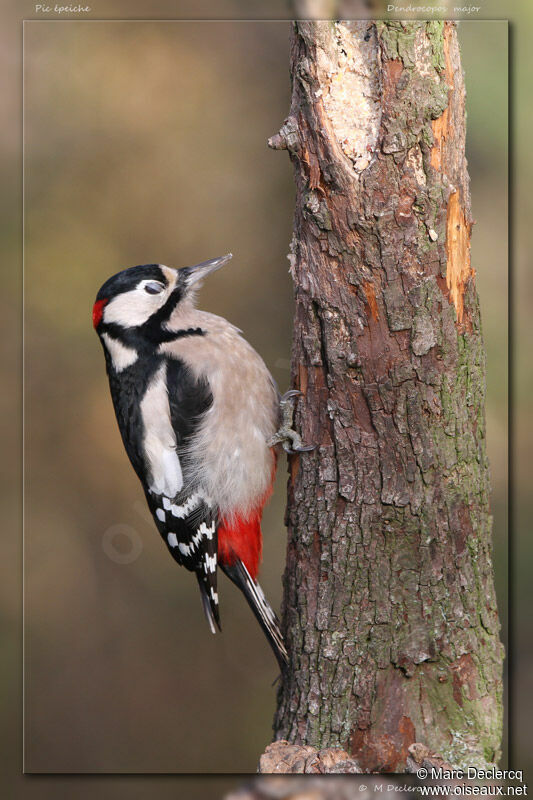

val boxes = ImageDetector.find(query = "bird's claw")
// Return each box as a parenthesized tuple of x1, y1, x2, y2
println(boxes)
(280, 389, 303, 401)
(285, 442, 315, 455)
(268, 389, 316, 455)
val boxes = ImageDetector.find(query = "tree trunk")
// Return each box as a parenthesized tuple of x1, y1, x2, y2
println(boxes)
(270, 20, 503, 773)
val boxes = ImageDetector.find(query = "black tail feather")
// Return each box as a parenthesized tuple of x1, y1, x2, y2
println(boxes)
(221, 559, 288, 670)
(196, 571, 221, 634)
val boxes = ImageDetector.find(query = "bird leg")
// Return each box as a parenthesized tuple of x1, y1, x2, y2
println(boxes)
(268, 390, 315, 455)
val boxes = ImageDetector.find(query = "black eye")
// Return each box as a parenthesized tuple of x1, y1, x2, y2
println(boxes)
(144, 281, 164, 295)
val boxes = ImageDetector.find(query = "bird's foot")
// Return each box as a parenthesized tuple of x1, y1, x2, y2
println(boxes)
(268, 390, 315, 455)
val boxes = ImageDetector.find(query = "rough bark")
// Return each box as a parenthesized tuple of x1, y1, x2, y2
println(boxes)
(270, 20, 503, 772)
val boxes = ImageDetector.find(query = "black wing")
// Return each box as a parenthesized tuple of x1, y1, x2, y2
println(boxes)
(146, 487, 220, 631)
(146, 356, 220, 630)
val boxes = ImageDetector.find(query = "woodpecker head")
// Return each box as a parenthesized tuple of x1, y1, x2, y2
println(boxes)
(92, 254, 232, 336)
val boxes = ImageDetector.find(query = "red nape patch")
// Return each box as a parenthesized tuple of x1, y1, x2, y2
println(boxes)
(218, 510, 263, 580)
(92, 298, 107, 329)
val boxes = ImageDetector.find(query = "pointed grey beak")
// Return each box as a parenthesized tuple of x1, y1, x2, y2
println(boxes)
(179, 253, 233, 286)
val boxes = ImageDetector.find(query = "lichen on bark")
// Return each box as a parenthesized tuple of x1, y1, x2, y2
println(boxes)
(271, 19, 503, 773)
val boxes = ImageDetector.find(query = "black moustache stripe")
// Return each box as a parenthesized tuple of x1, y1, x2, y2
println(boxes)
(150, 286, 184, 327)
(101, 321, 205, 349)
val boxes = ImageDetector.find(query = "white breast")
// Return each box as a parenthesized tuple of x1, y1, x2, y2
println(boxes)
(140, 362, 183, 497)
(160, 306, 279, 520)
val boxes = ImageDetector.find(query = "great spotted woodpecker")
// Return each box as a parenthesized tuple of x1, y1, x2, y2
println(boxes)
(93, 254, 311, 669)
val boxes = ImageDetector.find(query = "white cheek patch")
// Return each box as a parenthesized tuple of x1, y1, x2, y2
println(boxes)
(101, 333, 138, 372)
(103, 269, 177, 329)
(103, 289, 159, 328)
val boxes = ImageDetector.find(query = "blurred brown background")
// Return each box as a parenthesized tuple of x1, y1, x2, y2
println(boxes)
(2, 0, 516, 796)
(24, 19, 297, 774)
(22, 17, 508, 774)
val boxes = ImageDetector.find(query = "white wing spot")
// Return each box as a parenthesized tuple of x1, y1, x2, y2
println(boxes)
(167, 533, 178, 547)
(156, 508, 165, 522)
(199, 521, 215, 540)
(179, 542, 191, 556)
(192, 530, 202, 549)
(171, 493, 201, 519)
(204, 554, 217, 573)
